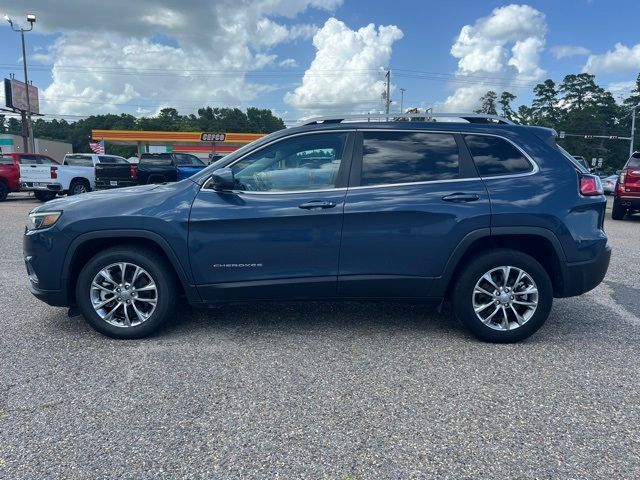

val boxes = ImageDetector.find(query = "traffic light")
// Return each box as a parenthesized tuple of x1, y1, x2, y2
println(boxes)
(609, 135, 618, 140)
(584, 135, 593, 139)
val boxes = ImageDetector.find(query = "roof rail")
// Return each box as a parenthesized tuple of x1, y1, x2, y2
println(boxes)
(301, 113, 515, 126)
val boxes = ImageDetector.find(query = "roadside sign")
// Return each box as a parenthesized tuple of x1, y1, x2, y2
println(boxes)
(201, 132, 226, 142)
(559, 131, 565, 139)
(598, 158, 603, 167)
(591, 158, 597, 166)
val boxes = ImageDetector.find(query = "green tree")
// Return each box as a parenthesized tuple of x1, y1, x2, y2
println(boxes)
(475, 91, 498, 115)
(532, 79, 559, 126)
(498, 91, 516, 120)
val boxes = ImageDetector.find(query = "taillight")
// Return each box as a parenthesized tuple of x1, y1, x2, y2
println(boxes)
(50, 166, 58, 179)
(619, 171, 626, 184)
(130, 164, 137, 179)
(579, 174, 603, 196)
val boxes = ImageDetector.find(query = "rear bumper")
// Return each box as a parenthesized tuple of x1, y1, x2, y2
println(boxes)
(20, 182, 63, 192)
(556, 245, 611, 298)
(616, 196, 640, 209)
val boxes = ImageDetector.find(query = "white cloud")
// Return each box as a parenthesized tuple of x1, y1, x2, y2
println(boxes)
(607, 81, 636, 99)
(279, 58, 299, 68)
(3, 0, 343, 116)
(441, 4, 546, 112)
(550, 45, 591, 59)
(583, 43, 640, 74)
(284, 18, 403, 112)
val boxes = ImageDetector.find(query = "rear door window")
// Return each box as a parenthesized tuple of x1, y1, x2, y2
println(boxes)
(626, 153, 640, 169)
(98, 156, 129, 164)
(464, 135, 533, 177)
(65, 155, 94, 167)
(140, 154, 174, 166)
(360, 131, 460, 186)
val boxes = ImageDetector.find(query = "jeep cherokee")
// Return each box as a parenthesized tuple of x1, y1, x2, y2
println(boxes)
(23, 114, 611, 342)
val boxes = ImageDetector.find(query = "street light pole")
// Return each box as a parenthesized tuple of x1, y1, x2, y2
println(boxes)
(630, 104, 639, 157)
(6, 14, 36, 153)
(399, 88, 405, 114)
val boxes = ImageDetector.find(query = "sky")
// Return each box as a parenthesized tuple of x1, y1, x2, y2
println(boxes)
(1, 0, 639, 125)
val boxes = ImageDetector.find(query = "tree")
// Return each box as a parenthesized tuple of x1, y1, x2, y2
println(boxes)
(532, 79, 559, 126)
(560, 73, 601, 110)
(475, 91, 498, 115)
(498, 91, 516, 120)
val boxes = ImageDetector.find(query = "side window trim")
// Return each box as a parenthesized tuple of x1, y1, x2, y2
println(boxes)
(203, 130, 356, 194)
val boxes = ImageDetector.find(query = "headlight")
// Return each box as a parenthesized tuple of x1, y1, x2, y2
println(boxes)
(26, 211, 62, 231)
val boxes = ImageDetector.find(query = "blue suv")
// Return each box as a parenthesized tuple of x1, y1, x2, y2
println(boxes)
(23, 114, 611, 342)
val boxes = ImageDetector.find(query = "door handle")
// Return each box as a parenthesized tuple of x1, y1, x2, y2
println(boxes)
(442, 193, 481, 203)
(298, 201, 337, 210)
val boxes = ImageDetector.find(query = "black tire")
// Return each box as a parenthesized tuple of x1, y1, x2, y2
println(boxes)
(0, 181, 8, 202)
(68, 179, 90, 196)
(452, 249, 553, 343)
(34, 191, 56, 202)
(611, 199, 626, 220)
(75, 247, 177, 339)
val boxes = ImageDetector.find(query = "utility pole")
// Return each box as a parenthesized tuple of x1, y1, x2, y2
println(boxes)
(6, 14, 36, 153)
(385, 69, 391, 117)
(399, 88, 406, 114)
(630, 104, 639, 156)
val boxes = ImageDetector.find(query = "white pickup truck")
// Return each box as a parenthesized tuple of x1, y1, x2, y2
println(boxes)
(20, 153, 129, 201)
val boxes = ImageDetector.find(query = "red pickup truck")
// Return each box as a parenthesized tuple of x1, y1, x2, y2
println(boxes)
(0, 153, 60, 201)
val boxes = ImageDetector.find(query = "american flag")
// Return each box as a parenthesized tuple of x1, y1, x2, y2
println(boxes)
(89, 139, 105, 154)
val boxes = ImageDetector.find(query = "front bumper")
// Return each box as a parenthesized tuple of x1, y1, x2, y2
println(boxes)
(28, 282, 68, 307)
(557, 245, 611, 298)
(21, 182, 63, 192)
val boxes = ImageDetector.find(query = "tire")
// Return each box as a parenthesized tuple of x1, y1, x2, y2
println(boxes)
(0, 181, 8, 202)
(452, 249, 553, 343)
(611, 199, 626, 220)
(34, 191, 56, 202)
(75, 247, 177, 339)
(68, 179, 90, 195)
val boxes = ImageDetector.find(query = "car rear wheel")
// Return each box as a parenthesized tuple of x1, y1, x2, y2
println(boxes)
(76, 247, 177, 339)
(611, 199, 626, 220)
(0, 182, 7, 201)
(452, 249, 553, 343)
(69, 179, 90, 195)
(34, 191, 56, 202)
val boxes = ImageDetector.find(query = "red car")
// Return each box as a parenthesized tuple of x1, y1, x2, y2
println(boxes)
(612, 151, 640, 220)
(0, 153, 60, 201)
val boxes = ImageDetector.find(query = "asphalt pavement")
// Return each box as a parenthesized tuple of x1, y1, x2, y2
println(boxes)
(1, 193, 639, 479)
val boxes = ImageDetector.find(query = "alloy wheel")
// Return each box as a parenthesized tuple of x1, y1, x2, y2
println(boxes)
(90, 262, 158, 327)
(472, 266, 539, 331)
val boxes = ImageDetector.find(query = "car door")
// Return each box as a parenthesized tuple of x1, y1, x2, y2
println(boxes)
(338, 129, 491, 298)
(189, 130, 354, 301)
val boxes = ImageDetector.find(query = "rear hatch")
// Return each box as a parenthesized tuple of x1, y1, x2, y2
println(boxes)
(622, 154, 640, 194)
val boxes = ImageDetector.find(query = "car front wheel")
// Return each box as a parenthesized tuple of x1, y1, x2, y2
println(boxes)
(452, 249, 553, 343)
(76, 247, 177, 339)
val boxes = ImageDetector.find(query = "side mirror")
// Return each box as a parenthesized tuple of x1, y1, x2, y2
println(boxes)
(210, 167, 235, 191)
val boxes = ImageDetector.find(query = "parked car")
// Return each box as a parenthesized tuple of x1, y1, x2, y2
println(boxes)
(0, 153, 33, 201)
(600, 174, 618, 195)
(20, 153, 129, 201)
(24, 114, 610, 343)
(612, 151, 640, 219)
(137, 153, 206, 184)
(95, 157, 138, 190)
(9, 153, 61, 201)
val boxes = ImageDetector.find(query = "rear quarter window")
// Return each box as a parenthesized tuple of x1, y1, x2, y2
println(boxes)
(464, 135, 533, 177)
(98, 156, 129, 164)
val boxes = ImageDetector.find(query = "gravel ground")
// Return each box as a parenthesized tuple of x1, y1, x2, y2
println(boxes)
(1, 193, 639, 479)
